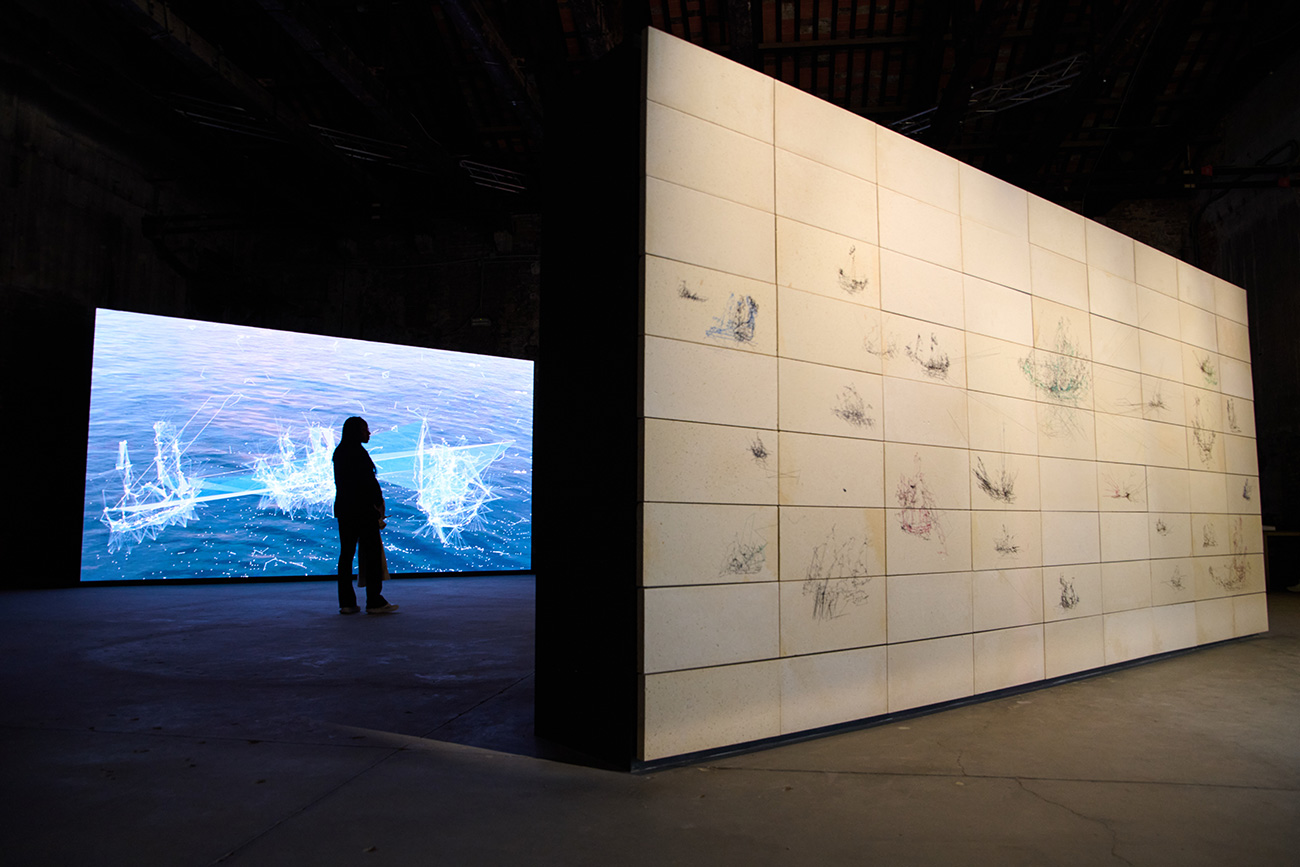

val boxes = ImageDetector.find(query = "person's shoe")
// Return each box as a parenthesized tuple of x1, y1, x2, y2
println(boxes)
(366, 603, 399, 614)
(339, 606, 361, 615)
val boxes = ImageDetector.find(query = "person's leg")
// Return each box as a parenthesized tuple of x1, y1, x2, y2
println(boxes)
(356, 523, 389, 609)
(337, 517, 360, 610)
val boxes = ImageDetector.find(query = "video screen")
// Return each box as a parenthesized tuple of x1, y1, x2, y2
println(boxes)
(81, 309, 533, 580)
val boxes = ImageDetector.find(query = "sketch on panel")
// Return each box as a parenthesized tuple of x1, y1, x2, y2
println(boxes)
(1163, 564, 1187, 592)
(1057, 574, 1081, 611)
(904, 333, 952, 381)
(896, 457, 946, 553)
(1202, 522, 1219, 550)
(832, 385, 876, 429)
(1146, 384, 1170, 417)
(677, 280, 707, 302)
(1210, 518, 1252, 590)
(1196, 353, 1218, 387)
(1243, 479, 1254, 502)
(994, 525, 1020, 558)
(1155, 518, 1169, 536)
(749, 436, 770, 466)
(972, 455, 1017, 504)
(803, 526, 874, 621)
(719, 515, 768, 577)
(1227, 398, 1242, 433)
(863, 322, 897, 360)
(1102, 470, 1145, 506)
(1191, 396, 1217, 467)
(706, 293, 758, 343)
(837, 245, 871, 296)
(1020, 321, 1090, 404)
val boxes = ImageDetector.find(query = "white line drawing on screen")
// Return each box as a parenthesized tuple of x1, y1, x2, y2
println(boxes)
(904, 332, 951, 380)
(837, 245, 870, 296)
(803, 526, 873, 621)
(706, 293, 758, 343)
(832, 385, 875, 429)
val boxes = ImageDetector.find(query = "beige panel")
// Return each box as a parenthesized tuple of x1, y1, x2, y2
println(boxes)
(1150, 557, 1195, 607)
(969, 450, 1040, 510)
(645, 27, 774, 142)
(1028, 194, 1087, 262)
(877, 189, 962, 272)
(967, 392, 1039, 455)
(1176, 260, 1215, 311)
(1085, 221, 1135, 280)
(773, 80, 876, 182)
(1188, 470, 1228, 515)
(1146, 466, 1190, 512)
(1216, 316, 1251, 362)
(1138, 330, 1182, 381)
(1099, 513, 1151, 562)
(1223, 395, 1255, 437)
(879, 248, 966, 329)
(776, 217, 880, 307)
(1151, 601, 1198, 653)
(1137, 285, 1181, 339)
(1097, 462, 1147, 511)
(1091, 316, 1142, 372)
(1214, 277, 1249, 325)
(1041, 511, 1101, 567)
(973, 625, 1045, 693)
(645, 177, 775, 282)
(777, 286, 881, 372)
(966, 333, 1038, 401)
(1179, 301, 1218, 353)
(973, 566, 1045, 631)
(959, 162, 1029, 237)
(779, 647, 887, 734)
(779, 575, 886, 655)
(643, 502, 779, 586)
(643, 418, 778, 505)
(885, 443, 971, 509)
(1237, 515, 1265, 554)
(1036, 404, 1096, 461)
(1219, 357, 1254, 399)
(1144, 419, 1189, 469)
(1101, 559, 1152, 612)
(778, 359, 883, 439)
(882, 376, 969, 448)
(1103, 608, 1155, 664)
(644, 256, 778, 356)
(1193, 513, 1230, 558)
(1044, 614, 1104, 678)
(1134, 242, 1177, 297)
(1233, 593, 1269, 637)
(1194, 597, 1235, 644)
(645, 100, 775, 211)
(966, 274, 1033, 345)
(1094, 365, 1143, 417)
(1141, 376, 1186, 425)
(642, 661, 780, 760)
(1095, 411, 1146, 466)
(971, 510, 1043, 571)
(643, 583, 779, 673)
(882, 313, 968, 388)
(1029, 244, 1089, 311)
(1039, 457, 1100, 512)
(1043, 563, 1103, 621)
(886, 635, 974, 712)
(1186, 385, 1224, 431)
(1187, 425, 1225, 474)
(776, 148, 879, 244)
(1088, 267, 1139, 326)
(1149, 513, 1193, 560)
(875, 125, 960, 212)
(1032, 297, 1092, 359)
(778, 506, 886, 581)
(778, 431, 884, 507)
(644, 337, 777, 429)
(885, 507, 972, 575)
(886, 571, 972, 643)
(962, 220, 1031, 293)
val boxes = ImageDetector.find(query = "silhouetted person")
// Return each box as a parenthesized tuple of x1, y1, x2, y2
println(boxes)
(333, 416, 398, 614)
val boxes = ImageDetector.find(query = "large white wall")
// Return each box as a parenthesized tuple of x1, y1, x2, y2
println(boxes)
(637, 28, 1265, 762)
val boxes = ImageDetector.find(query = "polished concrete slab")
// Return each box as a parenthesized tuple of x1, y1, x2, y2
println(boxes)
(2, 577, 1298, 865)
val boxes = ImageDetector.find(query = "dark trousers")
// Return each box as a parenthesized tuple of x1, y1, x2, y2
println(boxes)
(337, 515, 386, 608)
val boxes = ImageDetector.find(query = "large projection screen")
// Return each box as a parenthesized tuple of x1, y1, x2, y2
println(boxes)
(81, 309, 533, 581)
(636, 28, 1265, 762)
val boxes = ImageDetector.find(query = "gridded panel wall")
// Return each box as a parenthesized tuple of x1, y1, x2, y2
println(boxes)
(638, 28, 1265, 762)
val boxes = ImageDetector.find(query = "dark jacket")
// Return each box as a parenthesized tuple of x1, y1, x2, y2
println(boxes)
(332, 441, 383, 520)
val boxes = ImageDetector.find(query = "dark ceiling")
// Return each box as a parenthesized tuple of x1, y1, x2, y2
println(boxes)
(6, 0, 1300, 221)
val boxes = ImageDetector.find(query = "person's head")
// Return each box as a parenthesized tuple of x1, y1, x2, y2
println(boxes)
(341, 416, 370, 444)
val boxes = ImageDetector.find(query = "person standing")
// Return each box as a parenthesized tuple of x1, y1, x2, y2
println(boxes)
(333, 416, 398, 614)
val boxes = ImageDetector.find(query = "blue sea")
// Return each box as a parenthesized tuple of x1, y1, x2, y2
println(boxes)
(80, 310, 533, 581)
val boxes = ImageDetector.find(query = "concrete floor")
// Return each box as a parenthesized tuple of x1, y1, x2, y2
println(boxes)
(2, 577, 1298, 866)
